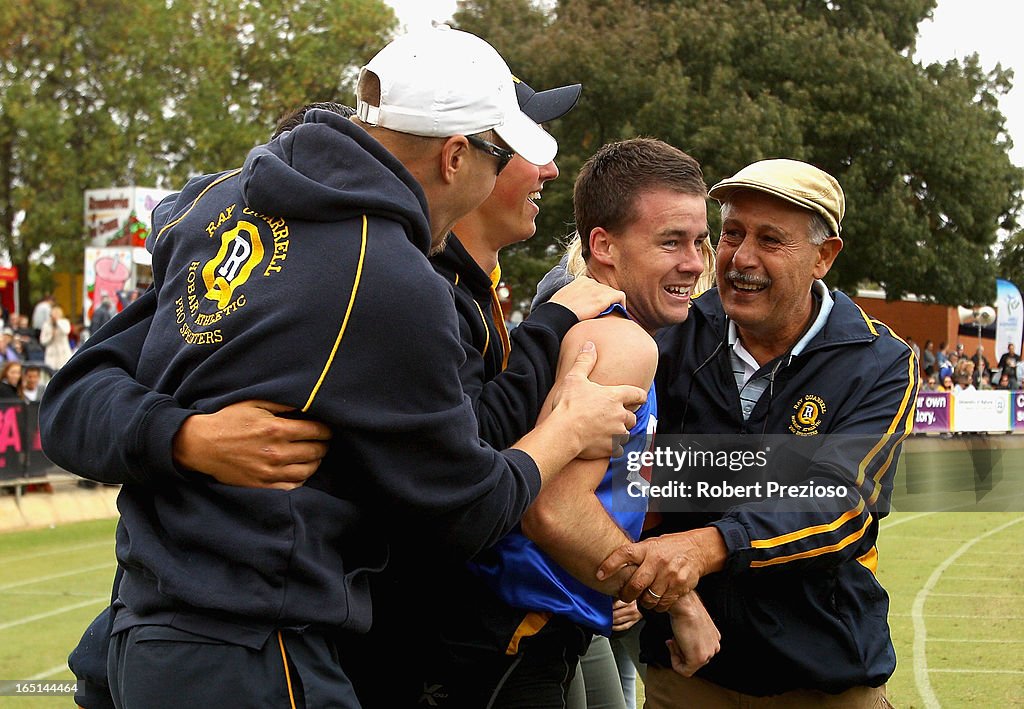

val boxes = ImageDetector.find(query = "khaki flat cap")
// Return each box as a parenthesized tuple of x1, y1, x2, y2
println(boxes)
(709, 159, 845, 235)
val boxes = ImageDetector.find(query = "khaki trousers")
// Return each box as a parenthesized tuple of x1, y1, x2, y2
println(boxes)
(643, 667, 892, 709)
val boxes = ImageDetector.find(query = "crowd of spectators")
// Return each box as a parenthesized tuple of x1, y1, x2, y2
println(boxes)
(0, 293, 118, 403)
(0, 360, 46, 403)
(0, 310, 50, 403)
(0, 293, 116, 493)
(918, 338, 1024, 393)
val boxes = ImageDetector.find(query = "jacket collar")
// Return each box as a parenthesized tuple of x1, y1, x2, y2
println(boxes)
(430, 233, 494, 298)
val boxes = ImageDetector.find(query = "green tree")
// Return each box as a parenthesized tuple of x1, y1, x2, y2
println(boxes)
(0, 0, 395, 313)
(456, 0, 1023, 307)
(156, 0, 396, 179)
(998, 230, 1024, 291)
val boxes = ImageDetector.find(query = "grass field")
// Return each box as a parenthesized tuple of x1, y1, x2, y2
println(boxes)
(1, 438, 1022, 708)
(0, 518, 116, 709)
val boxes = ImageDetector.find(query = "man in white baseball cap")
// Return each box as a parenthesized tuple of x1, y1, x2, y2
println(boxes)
(357, 25, 556, 164)
(354, 25, 558, 252)
(39, 24, 648, 709)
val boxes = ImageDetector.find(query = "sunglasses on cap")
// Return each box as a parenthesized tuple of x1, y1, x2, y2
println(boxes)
(467, 135, 515, 175)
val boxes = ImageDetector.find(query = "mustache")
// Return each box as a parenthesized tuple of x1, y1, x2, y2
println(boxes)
(724, 270, 771, 288)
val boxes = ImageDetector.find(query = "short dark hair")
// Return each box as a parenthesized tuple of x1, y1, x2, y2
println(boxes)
(573, 138, 706, 261)
(272, 102, 356, 139)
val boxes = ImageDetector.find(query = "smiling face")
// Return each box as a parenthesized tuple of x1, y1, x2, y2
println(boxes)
(590, 188, 709, 334)
(461, 152, 559, 251)
(716, 189, 841, 358)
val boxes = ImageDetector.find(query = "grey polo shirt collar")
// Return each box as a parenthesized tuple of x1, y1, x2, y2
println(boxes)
(728, 280, 834, 418)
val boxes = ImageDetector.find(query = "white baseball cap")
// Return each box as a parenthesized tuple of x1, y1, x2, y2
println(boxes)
(356, 25, 557, 165)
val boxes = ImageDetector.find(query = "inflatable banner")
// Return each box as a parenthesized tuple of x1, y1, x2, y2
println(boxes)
(996, 278, 1023, 360)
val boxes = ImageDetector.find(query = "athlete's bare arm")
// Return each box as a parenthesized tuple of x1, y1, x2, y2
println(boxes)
(520, 314, 657, 597)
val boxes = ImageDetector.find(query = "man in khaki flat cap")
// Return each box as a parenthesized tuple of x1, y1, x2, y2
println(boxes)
(598, 159, 915, 707)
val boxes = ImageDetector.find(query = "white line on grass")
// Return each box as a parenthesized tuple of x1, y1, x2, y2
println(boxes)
(0, 539, 113, 564)
(0, 664, 72, 694)
(0, 563, 113, 591)
(2, 588, 111, 599)
(24, 663, 69, 679)
(912, 515, 1024, 709)
(880, 512, 935, 530)
(877, 536, 975, 543)
(888, 488, 1024, 522)
(940, 561, 1013, 567)
(0, 596, 106, 631)
(928, 491, 1024, 513)
(929, 592, 1024, 599)
(941, 575, 1020, 582)
(897, 612, 1024, 618)
(929, 668, 1024, 674)
(929, 638, 1024, 643)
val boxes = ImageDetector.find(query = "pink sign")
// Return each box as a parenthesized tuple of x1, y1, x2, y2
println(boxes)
(914, 392, 950, 432)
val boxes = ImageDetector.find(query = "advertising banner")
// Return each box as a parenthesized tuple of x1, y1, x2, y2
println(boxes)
(1014, 391, 1024, 431)
(951, 390, 1012, 432)
(0, 400, 50, 480)
(83, 187, 171, 325)
(914, 392, 951, 432)
(83, 246, 136, 324)
(996, 278, 1023, 360)
(83, 186, 173, 248)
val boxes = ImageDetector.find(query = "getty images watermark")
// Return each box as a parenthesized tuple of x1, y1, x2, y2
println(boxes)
(615, 433, 1024, 513)
(615, 435, 882, 513)
(0, 680, 77, 696)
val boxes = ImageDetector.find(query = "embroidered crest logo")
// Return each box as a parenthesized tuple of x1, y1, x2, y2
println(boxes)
(790, 394, 827, 435)
(202, 221, 265, 308)
(419, 683, 448, 706)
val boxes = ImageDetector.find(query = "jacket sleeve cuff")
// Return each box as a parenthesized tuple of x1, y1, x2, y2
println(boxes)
(709, 517, 753, 574)
(522, 302, 578, 340)
(131, 400, 199, 486)
(501, 447, 543, 499)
